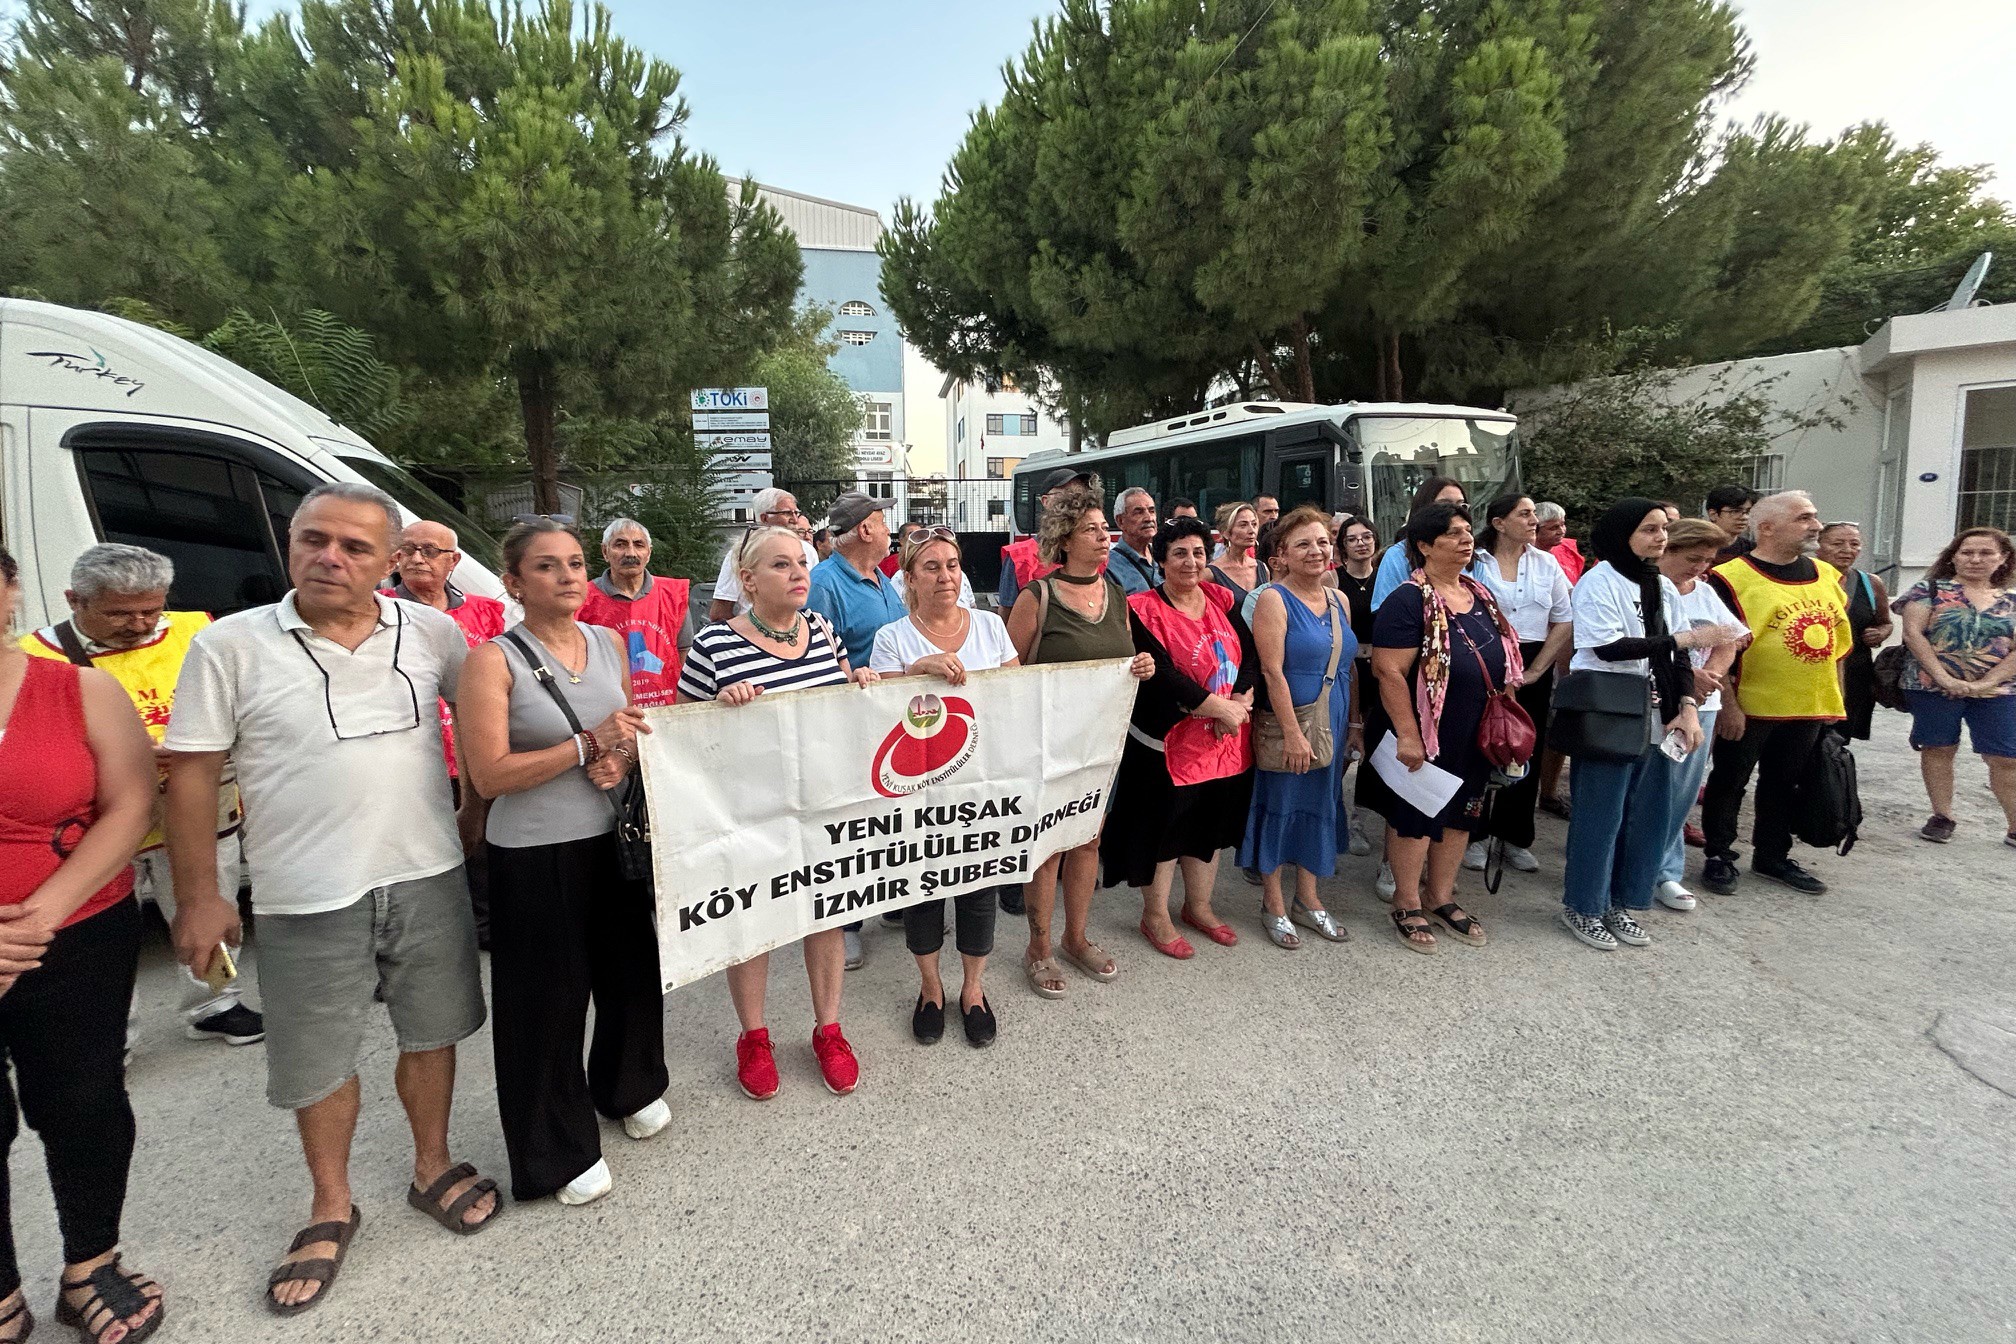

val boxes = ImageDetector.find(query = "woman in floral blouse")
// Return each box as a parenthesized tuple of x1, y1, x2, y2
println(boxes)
(1898, 526, 2016, 846)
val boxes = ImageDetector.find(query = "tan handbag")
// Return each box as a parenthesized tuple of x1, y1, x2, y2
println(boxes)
(1253, 590, 1345, 771)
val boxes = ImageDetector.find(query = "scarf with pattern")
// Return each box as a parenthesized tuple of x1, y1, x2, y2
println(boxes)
(1409, 570, 1527, 759)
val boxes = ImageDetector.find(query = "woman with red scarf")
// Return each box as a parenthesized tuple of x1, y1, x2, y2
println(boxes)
(1101, 517, 1258, 958)
(1370, 503, 1526, 954)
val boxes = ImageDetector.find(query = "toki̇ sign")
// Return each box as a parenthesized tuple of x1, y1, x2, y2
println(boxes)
(690, 386, 770, 411)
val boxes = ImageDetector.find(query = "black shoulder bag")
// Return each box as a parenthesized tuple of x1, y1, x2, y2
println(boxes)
(500, 630, 654, 884)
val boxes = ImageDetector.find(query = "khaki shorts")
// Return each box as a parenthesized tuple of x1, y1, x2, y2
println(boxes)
(255, 867, 485, 1109)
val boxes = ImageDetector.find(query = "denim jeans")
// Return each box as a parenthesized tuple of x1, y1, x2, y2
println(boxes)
(1657, 710, 1717, 883)
(1562, 745, 1675, 917)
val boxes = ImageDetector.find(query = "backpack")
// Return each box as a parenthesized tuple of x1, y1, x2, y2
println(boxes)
(1871, 644, 1910, 712)
(1793, 730, 1862, 855)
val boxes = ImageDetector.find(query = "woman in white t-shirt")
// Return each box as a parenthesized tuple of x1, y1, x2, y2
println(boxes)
(1651, 519, 1749, 911)
(869, 527, 1017, 1048)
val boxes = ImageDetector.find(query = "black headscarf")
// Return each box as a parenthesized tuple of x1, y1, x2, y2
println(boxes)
(1589, 498, 1692, 713)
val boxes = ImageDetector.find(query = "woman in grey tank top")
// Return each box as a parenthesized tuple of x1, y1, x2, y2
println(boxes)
(456, 519, 669, 1209)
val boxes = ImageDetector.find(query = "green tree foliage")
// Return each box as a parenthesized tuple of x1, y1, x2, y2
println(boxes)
(757, 304, 865, 515)
(1515, 364, 1842, 531)
(881, 0, 1960, 436)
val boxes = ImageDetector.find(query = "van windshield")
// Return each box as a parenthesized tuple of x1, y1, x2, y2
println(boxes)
(337, 455, 504, 574)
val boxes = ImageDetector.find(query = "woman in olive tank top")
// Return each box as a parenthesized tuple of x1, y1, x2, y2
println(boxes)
(1005, 488, 1154, 999)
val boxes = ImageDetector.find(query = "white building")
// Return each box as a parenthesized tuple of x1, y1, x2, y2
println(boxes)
(939, 373, 1073, 531)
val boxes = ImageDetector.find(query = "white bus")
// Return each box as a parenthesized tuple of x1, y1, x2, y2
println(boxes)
(1009, 400, 1519, 538)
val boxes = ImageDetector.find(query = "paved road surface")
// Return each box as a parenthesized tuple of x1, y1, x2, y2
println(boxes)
(10, 714, 2014, 1342)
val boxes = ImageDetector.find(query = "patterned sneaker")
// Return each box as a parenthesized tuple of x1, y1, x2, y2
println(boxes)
(812, 1023, 859, 1096)
(735, 1029, 779, 1101)
(1558, 910, 1616, 950)
(1604, 909, 1653, 947)
(1919, 814, 1956, 843)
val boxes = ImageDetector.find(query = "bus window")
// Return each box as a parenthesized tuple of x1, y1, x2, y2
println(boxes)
(1353, 417, 1518, 531)
(1275, 452, 1328, 513)
(1170, 436, 1259, 523)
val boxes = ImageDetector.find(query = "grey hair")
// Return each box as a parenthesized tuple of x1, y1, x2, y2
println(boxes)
(1534, 501, 1567, 523)
(69, 543, 175, 600)
(1115, 486, 1154, 513)
(295, 481, 401, 548)
(1749, 490, 1814, 533)
(602, 517, 651, 547)
(749, 487, 797, 519)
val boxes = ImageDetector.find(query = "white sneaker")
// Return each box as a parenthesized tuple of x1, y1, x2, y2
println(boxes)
(1655, 880, 1697, 912)
(622, 1097, 671, 1140)
(1348, 812, 1373, 856)
(843, 928, 864, 970)
(1375, 861, 1396, 902)
(1462, 842, 1487, 871)
(1506, 845, 1540, 873)
(557, 1158, 613, 1206)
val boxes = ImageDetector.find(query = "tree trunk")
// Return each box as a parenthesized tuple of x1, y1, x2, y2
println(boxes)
(1289, 318, 1316, 403)
(1385, 330, 1405, 403)
(515, 347, 561, 514)
(1372, 333, 1389, 401)
(1251, 340, 1293, 400)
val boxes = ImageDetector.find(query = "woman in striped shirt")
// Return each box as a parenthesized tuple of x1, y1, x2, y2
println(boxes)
(676, 526, 881, 1101)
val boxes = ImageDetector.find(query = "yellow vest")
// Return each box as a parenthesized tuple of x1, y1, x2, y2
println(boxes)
(22, 611, 240, 848)
(1714, 557, 1850, 720)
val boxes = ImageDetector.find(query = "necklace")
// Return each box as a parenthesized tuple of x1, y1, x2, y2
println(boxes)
(915, 609, 968, 644)
(749, 608, 803, 647)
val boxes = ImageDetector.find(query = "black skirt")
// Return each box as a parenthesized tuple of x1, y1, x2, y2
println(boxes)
(1100, 733, 1254, 889)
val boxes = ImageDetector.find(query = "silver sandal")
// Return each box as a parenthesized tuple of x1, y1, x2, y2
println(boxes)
(1260, 905, 1301, 950)
(1291, 899, 1349, 942)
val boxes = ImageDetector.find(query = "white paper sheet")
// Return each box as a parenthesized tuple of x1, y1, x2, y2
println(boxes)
(1370, 732, 1464, 817)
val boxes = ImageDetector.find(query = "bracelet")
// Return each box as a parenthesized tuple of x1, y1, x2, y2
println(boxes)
(574, 735, 587, 767)
(579, 731, 604, 768)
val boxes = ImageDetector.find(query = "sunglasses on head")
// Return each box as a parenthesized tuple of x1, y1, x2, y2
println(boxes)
(513, 512, 576, 526)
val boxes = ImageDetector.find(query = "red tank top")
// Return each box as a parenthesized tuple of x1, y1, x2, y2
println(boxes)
(0, 658, 135, 925)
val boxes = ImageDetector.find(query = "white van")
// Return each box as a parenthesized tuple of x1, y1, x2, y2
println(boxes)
(0, 297, 508, 628)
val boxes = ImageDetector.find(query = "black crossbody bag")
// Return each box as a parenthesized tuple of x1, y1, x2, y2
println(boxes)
(500, 630, 654, 884)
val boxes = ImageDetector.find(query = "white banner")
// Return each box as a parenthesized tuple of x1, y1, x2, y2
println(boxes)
(693, 411, 770, 432)
(637, 661, 1135, 991)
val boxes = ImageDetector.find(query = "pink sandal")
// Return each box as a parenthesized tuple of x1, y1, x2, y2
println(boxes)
(1140, 920, 1195, 960)
(1180, 908, 1239, 947)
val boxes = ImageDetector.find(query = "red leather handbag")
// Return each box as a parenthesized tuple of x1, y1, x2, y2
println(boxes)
(1459, 627, 1537, 770)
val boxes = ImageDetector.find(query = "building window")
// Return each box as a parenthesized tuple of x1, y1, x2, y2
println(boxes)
(985, 414, 1006, 435)
(1739, 454, 1785, 494)
(862, 471, 895, 499)
(988, 499, 1007, 518)
(1020, 414, 1038, 435)
(839, 300, 875, 317)
(955, 416, 965, 443)
(839, 330, 876, 346)
(862, 400, 893, 441)
(1959, 385, 2016, 532)
(986, 457, 1007, 479)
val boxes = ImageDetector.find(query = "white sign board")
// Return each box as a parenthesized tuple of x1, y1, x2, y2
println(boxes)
(708, 450, 774, 474)
(693, 411, 771, 432)
(716, 470, 776, 495)
(690, 386, 770, 411)
(637, 662, 1134, 990)
(696, 430, 772, 453)
(854, 443, 897, 468)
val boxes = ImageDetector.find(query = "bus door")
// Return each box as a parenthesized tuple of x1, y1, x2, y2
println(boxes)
(1268, 444, 1332, 515)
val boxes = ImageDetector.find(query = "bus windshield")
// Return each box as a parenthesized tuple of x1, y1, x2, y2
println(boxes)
(1354, 416, 1519, 529)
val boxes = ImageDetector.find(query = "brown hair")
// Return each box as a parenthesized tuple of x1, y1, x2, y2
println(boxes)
(1663, 518, 1727, 556)
(501, 517, 582, 575)
(1273, 504, 1334, 552)
(1213, 500, 1257, 538)
(1038, 485, 1106, 566)
(1927, 526, 2016, 588)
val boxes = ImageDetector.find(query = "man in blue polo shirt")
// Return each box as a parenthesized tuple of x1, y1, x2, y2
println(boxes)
(807, 490, 907, 970)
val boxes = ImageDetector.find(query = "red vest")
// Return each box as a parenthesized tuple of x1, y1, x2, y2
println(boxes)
(381, 588, 508, 776)
(1128, 585, 1251, 787)
(1001, 538, 1109, 589)
(579, 575, 690, 708)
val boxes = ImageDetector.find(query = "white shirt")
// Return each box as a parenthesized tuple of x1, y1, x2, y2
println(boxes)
(869, 609, 1017, 675)
(713, 539, 821, 612)
(164, 593, 469, 916)
(1569, 562, 1683, 679)
(890, 569, 975, 609)
(1473, 545, 1572, 643)
(1670, 580, 1748, 712)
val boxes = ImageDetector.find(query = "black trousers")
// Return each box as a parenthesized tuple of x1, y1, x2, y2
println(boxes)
(1702, 718, 1827, 865)
(903, 889, 999, 959)
(1487, 649, 1554, 849)
(487, 834, 668, 1201)
(0, 898, 141, 1298)
(449, 777, 490, 946)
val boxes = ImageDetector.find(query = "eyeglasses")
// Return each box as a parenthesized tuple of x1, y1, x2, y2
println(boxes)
(760, 507, 807, 521)
(513, 512, 576, 526)
(394, 543, 455, 561)
(289, 617, 422, 742)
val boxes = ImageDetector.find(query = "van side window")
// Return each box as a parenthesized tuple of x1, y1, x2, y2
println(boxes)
(79, 449, 291, 614)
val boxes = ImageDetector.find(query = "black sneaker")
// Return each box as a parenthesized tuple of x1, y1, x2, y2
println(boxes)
(880, 911, 906, 928)
(1753, 856, 1827, 895)
(998, 887, 1025, 916)
(1701, 856, 1739, 895)
(187, 1003, 265, 1046)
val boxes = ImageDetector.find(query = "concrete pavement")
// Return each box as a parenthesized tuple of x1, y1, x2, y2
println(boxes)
(8, 713, 2014, 1342)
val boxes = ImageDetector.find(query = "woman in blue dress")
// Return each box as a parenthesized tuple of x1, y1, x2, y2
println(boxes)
(1238, 506, 1362, 949)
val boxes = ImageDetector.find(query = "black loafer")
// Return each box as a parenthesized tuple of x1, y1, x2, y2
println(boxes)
(911, 996, 944, 1045)
(962, 996, 997, 1048)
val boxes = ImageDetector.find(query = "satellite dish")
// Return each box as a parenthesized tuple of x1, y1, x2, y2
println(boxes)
(1942, 251, 1993, 312)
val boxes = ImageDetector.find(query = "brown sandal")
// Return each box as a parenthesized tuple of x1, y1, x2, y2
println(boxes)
(266, 1206, 360, 1317)
(56, 1255, 164, 1343)
(407, 1162, 500, 1235)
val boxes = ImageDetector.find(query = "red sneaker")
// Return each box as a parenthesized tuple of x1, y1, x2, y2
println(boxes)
(735, 1028, 779, 1101)
(812, 1023, 859, 1096)
(1684, 824, 1706, 849)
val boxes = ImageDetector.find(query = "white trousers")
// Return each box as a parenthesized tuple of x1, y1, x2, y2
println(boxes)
(133, 840, 243, 1023)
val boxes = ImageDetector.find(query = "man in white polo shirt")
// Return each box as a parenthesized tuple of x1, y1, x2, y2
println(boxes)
(164, 481, 500, 1316)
